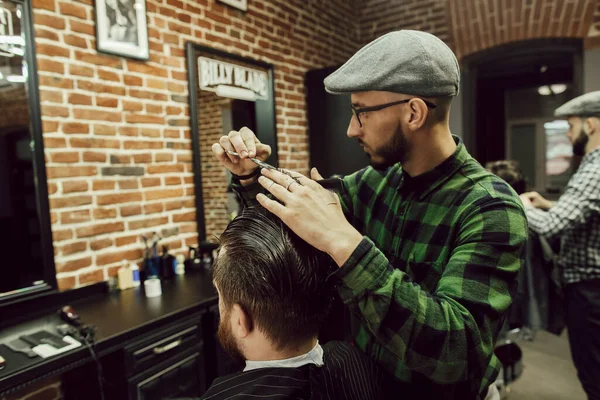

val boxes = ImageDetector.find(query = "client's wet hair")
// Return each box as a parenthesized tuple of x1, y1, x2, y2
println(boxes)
(212, 207, 333, 351)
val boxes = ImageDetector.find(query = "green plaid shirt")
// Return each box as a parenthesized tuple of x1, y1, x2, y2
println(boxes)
(233, 136, 527, 399)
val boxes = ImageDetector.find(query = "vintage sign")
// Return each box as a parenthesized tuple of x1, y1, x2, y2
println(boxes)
(198, 56, 268, 101)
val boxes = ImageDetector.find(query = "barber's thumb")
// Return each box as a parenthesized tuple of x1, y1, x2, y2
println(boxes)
(311, 167, 324, 180)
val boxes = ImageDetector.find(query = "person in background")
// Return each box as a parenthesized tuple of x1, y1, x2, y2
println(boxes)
(213, 30, 527, 400)
(200, 207, 384, 400)
(520, 91, 600, 400)
(485, 160, 526, 195)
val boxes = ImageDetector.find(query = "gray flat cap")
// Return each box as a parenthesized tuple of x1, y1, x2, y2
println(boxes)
(324, 30, 459, 97)
(555, 91, 600, 118)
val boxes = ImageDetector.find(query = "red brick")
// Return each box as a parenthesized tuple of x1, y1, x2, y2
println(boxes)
(141, 128, 161, 138)
(61, 241, 87, 256)
(70, 137, 120, 148)
(97, 192, 143, 206)
(42, 105, 69, 117)
(58, 277, 76, 291)
(69, 64, 94, 77)
(144, 203, 164, 214)
(51, 152, 79, 163)
(94, 208, 118, 219)
(50, 195, 92, 209)
(134, 154, 152, 163)
(125, 114, 165, 124)
(141, 177, 161, 187)
(121, 205, 143, 217)
(97, 97, 119, 108)
(147, 78, 167, 90)
(35, 13, 65, 29)
(38, 58, 65, 74)
(83, 151, 107, 162)
(63, 122, 90, 134)
(94, 125, 117, 136)
(123, 100, 144, 112)
(124, 141, 163, 150)
(147, 164, 185, 174)
(56, 256, 92, 273)
(37, 43, 70, 58)
(155, 153, 174, 162)
(119, 126, 139, 136)
(59, 1, 87, 19)
(48, 182, 58, 194)
(124, 75, 143, 86)
(91, 238, 112, 251)
(70, 20, 95, 36)
(64, 33, 88, 48)
(128, 216, 169, 230)
(43, 120, 60, 134)
(76, 222, 125, 238)
(47, 166, 97, 178)
(69, 93, 93, 106)
(98, 69, 121, 82)
(116, 235, 138, 247)
(173, 211, 196, 222)
(165, 200, 185, 211)
(61, 209, 90, 224)
(74, 51, 122, 68)
(73, 108, 122, 122)
(53, 228, 73, 242)
(96, 249, 142, 266)
(39, 75, 74, 89)
(93, 180, 115, 191)
(146, 104, 163, 114)
(126, 61, 169, 77)
(145, 188, 184, 201)
(79, 269, 105, 285)
(33, 0, 56, 12)
(165, 176, 181, 186)
(118, 180, 139, 190)
(63, 180, 89, 193)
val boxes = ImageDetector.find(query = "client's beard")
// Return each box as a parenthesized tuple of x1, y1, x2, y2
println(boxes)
(217, 311, 245, 365)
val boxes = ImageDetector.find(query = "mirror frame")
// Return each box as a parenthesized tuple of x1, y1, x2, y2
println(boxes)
(0, 0, 58, 307)
(186, 42, 278, 243)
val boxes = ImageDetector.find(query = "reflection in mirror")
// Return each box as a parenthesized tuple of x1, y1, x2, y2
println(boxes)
(0, 0, 52, 297)
(187, 44, 277, 243)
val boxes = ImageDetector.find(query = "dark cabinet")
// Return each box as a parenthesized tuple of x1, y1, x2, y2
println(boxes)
(64, 312, 210, 400)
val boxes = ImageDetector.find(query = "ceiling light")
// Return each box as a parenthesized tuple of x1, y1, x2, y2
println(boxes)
(538, 86, 551, 96)
(540, 65, 548, 73)
(550, 84, 567, 94)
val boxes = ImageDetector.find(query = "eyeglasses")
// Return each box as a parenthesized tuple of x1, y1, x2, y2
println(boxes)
(351, 98, 438, 127)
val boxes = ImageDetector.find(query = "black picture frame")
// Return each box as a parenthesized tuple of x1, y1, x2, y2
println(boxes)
(185, 43, 277, 243)
(94, 0, 149, 61)
(0, 0, 57, 308)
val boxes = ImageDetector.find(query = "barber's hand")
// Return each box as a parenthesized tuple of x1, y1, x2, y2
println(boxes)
(256, 167, 363, 267)
(211, 127, 271, 178)
(520, 191, 553, 210)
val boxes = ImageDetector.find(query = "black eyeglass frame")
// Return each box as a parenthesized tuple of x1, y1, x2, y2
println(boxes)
(351, 98, 438, 127)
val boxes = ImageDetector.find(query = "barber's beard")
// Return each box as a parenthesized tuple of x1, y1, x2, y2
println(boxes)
(572, 128, 589, 156)
(364, 122, 410, 170)
(217, 311, 245, 364)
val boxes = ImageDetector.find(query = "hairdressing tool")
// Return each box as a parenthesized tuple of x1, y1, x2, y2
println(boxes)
(225, 150, 344, 193)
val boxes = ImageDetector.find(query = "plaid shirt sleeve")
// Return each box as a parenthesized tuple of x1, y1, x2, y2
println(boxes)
(526, 161, 600, 239)
(335, 195, 527, 385)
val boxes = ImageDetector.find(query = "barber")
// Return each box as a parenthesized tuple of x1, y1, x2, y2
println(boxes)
(212, 30, 527, 400)
(520, 91, 600, 400)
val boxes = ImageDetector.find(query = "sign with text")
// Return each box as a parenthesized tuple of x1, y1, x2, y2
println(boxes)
(198, 56, 268, 102)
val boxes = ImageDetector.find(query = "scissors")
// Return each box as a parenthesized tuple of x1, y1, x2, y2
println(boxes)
(225, 150, 297, 178)
(225, 149, 344, 193)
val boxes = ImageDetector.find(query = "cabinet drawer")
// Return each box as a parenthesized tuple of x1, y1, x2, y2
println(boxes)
(125, 316, 203, 375)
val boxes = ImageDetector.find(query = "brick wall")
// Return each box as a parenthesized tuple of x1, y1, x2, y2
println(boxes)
(357, 0, 600, 59)
(33, 0, 359, 290)
(358, 0, 453, 50)
(197, 89, 233, 239)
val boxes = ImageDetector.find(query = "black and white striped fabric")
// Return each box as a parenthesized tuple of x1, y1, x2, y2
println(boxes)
(199, 341, 384, 400)
(526, 147, 600, 284)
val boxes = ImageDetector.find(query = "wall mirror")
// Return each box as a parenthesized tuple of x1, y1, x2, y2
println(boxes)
(186, 43, 277, 243)
(0, 0, 56, 305)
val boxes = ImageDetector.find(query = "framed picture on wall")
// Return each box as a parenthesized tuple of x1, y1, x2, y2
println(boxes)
(95, 0, 149, 60)
(217, 0, 247, 11)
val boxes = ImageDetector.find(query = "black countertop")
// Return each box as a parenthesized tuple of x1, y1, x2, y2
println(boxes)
(0, 270, 218, 395)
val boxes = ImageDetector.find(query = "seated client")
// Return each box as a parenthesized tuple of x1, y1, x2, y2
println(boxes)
(201, 207, 384, 400)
